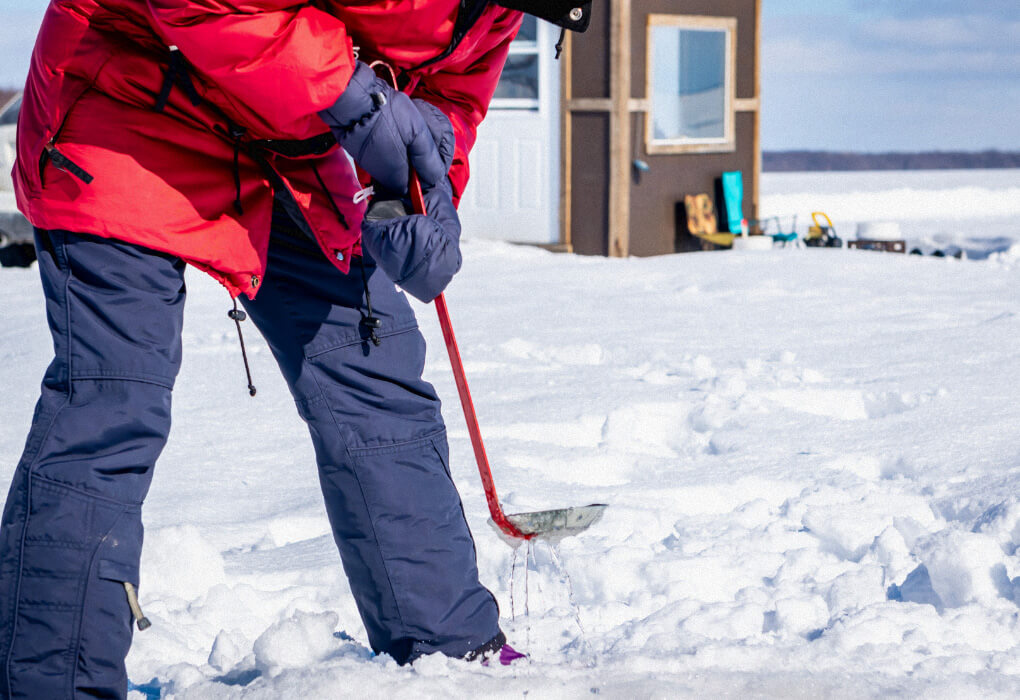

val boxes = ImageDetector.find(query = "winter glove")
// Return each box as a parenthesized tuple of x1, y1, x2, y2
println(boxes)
(412, 98, 457, 176)
(319, 62, 450, 193)
(361, 176, 462, 303)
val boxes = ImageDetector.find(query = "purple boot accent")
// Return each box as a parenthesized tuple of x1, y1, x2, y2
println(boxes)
(498, 644, 526, 665)
(481, 643, 526, 667)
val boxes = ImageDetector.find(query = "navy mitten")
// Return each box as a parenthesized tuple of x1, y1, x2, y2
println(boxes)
(320, 62, 449, 193)
(412, 98, 456, 174)
(361, 177, 462, 303)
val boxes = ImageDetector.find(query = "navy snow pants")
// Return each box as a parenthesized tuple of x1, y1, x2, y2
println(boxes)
(0, 204, 499, 699)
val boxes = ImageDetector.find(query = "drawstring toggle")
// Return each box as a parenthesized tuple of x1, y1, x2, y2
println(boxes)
(361, 315, 382, 347)
(357, 255, 381, 347)
(229, 298, 257, 397)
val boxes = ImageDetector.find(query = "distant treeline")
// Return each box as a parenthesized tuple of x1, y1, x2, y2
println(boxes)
(764, 150, 1020, 172)
(0, 89, 17, 108)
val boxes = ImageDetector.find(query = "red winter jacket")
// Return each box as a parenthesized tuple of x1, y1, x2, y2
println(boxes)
(14, 1, 521, 297)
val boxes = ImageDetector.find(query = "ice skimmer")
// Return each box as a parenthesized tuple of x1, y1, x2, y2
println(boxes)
(408, 174, 607, 543)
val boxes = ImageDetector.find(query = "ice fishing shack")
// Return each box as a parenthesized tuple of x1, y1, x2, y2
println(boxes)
(457, 0, 763, 257)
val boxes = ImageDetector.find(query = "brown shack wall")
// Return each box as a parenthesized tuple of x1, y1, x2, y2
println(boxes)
(566, 0, 759, 256)
(629, 112, 757, 256)
(571, 3, 612, 99)
(628, 0, 759, 256)
(566, 5, 611, 254)
(570, 112, 612, 256)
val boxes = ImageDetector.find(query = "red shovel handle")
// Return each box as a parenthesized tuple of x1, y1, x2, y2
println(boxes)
(409, 174, 530, 540)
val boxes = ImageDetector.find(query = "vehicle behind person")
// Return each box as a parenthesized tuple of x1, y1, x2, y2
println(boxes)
(0, 92, 36, 267)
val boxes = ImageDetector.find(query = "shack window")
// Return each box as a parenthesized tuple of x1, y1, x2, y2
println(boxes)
(646, 15, 736, 154)
(491, 16, 540, 109)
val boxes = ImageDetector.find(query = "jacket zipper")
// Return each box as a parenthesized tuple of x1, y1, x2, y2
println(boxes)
(38, 100, 95, 186)
(42, 141, 94, 184)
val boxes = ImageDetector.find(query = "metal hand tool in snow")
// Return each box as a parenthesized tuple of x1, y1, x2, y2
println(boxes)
(408, 174, 607, 543)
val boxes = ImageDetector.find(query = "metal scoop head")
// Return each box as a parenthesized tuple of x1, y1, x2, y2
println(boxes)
(490, 504, 607, 545)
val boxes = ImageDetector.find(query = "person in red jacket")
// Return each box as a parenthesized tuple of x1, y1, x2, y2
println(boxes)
(0, 0, 592, 697)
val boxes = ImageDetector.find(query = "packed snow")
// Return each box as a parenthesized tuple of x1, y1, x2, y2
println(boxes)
(1, 175, 1020, 698)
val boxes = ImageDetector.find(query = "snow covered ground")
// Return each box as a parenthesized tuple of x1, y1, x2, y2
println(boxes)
(761, 168, 1020, 259)
(1, 217, 1019, 697)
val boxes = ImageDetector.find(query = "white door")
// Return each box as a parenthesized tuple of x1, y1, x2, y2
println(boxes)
(458, 17, 561, 244)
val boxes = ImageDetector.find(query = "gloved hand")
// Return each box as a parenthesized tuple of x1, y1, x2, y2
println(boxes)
(361, 176, 462, 303)
(319, 62, 451, 193)
(412, 98, 456, 175)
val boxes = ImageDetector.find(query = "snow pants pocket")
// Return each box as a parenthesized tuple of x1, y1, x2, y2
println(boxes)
(3, 477, 142, 699)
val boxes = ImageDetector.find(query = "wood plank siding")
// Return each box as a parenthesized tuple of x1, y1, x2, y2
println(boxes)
(563, 0, 761, 256)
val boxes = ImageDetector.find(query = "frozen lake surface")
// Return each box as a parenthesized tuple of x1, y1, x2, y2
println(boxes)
(761, 168, 1020, 259)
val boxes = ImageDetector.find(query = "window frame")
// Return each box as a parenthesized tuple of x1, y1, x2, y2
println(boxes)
(490, 17, 541, 110)
(645, 14, 737, 155)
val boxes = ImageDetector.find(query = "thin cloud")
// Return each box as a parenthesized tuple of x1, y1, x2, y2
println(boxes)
(766, 12, 1020, 79)
(763, 0, 1019, 149)
(853, 0, 1020, 22)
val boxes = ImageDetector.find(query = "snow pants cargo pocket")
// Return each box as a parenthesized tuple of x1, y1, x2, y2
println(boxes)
(78, 509, 144, 698)
(3, 477, 142, 699)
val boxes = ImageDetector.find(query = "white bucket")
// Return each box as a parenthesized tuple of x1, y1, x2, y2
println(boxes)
(856, 222, 903, 241)
(731, 235, 773, 251)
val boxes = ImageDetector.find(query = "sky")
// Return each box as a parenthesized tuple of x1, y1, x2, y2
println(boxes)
(1, 0, 1018, 152)
(763, 0, 1020, 151)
